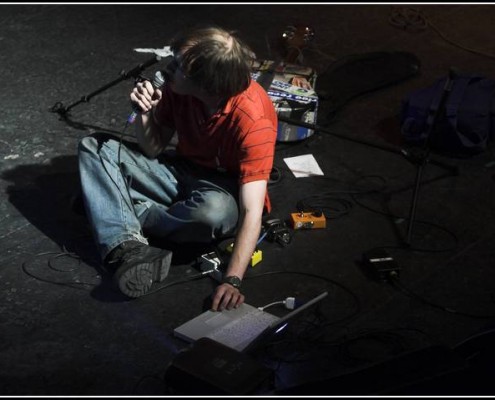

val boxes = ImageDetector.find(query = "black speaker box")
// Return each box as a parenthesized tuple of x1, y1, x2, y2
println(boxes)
(164, 337, 274, 395)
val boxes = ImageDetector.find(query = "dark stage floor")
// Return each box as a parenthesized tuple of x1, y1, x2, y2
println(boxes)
(1, 4, 495, 396)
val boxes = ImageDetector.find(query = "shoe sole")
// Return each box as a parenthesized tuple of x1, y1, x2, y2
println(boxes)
(115, 250, 172, 298)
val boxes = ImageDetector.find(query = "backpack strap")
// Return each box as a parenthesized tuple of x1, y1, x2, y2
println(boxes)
(444, 75, 480, 130)
(451, 75, 495, 150)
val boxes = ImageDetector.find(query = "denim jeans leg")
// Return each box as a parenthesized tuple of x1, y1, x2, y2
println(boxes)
(78, 134, 179, 261)
(141, 180, 239, 243)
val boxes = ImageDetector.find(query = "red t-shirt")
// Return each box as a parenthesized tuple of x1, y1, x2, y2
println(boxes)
(154, 80, 277, 212)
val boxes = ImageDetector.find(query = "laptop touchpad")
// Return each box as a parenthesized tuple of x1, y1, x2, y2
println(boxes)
(205, 312, 232, 328)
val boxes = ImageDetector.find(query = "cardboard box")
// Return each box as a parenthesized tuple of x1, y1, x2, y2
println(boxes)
(251, 60, 319, 142)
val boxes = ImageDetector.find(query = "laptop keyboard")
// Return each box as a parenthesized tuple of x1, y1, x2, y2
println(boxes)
(206, 310, 279, 349)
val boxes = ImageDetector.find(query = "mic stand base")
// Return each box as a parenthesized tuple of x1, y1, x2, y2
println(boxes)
(401, 147, 458, 248)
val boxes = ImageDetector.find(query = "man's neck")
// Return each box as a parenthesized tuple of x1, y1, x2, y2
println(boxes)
(197, 93, 226, 118)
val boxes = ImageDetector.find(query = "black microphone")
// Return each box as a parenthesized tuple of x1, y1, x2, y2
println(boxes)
(127, 70, 166, 124)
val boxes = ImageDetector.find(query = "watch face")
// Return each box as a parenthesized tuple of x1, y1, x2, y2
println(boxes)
(224, 276, 241, 288)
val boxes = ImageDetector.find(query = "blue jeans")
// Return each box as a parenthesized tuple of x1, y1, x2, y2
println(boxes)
(78, 133, 239, 262)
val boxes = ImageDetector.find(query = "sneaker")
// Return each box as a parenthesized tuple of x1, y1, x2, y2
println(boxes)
(107, 240, 173, 298)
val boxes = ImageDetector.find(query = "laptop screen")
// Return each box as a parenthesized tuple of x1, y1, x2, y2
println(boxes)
(243, 291, 328, 354)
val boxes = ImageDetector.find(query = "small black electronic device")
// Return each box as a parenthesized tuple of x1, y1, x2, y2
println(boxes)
(198, 251, 223, 282)
(262, 218, 291, 246)
(363, 248, 401, 282)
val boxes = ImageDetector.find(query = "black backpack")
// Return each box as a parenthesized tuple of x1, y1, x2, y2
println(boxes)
(400, 73, 495, 157)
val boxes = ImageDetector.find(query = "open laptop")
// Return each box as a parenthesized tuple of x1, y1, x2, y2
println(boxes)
(174, 291, 328, 353)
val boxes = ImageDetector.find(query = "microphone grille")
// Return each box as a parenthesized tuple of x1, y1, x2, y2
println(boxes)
(153, 70, 166, 88)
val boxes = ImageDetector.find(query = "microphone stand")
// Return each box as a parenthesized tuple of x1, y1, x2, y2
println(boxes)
(50, 55, 161, 118)
(277, 68, 459, 246)
(402, 68, 458, 246)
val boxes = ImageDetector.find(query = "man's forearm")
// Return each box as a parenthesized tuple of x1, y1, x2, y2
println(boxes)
(135, 109, 174, 158)
(224, 209, 262, 280)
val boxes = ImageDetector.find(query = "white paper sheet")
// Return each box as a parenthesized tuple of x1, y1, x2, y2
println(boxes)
(283, 154, 324, 178)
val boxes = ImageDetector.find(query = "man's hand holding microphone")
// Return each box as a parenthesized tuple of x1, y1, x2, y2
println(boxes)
(128, 71, 165, 124)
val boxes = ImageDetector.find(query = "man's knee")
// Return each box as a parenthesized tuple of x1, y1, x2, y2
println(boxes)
(78, 135, 98, 155)
(78, 133, 126, 156)
(191, 190, 238, 233)
(78, 133, 112, 156)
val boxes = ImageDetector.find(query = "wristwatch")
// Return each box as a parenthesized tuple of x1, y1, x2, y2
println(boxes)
(222, 275, 242, 289)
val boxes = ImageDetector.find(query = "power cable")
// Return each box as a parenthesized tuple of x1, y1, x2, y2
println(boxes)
(388, 272, 495, 320)
(350, 191, 460, 253)
(21, 250, 101, 290)
(389, 6, 495, 61)
(244, 270, 362, 326)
